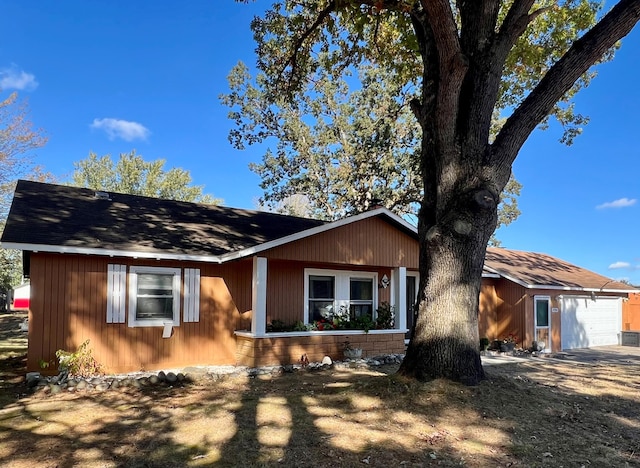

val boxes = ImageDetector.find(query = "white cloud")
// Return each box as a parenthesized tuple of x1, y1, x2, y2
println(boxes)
(596, 198, 637, 209)
(0, 65, 38, 91)
(90, 118, 150, 142)
(608, 261, 631, 270)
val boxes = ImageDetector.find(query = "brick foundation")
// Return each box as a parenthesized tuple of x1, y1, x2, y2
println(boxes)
(235, 331, 406, 367)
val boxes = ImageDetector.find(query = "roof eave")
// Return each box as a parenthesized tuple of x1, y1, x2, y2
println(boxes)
(482, 265, 636, 293)
(0, 242, 222, 264)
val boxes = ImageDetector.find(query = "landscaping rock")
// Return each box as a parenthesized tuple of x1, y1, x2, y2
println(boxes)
(165, 372, 178, 383)
(25, 352, 406, 398)
(49, 384, 62, 394)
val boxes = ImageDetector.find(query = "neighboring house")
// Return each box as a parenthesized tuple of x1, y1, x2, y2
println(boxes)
(623, 292, 640, 331)
(1, 180, 635, 374)
(9, 282, 30, 311)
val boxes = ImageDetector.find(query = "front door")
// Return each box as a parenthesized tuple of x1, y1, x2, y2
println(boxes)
(534, 296, 551, 351)
(405, 274, 418, 340)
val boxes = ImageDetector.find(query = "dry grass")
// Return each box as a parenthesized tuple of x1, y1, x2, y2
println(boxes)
(0, 312, 639, 467)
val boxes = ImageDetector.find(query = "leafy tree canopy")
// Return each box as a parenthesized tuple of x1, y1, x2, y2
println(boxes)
(0, 91, 49, 291)
(224, 0, 607, 237)
(0, 92, 48, 217)
(71, 151, 221, 204)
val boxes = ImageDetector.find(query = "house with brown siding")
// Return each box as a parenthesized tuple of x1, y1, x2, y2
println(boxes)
(1, 180, 636, 374)
(1, 181, 417, 373)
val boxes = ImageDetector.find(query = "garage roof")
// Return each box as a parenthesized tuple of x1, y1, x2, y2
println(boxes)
(484, 247, 637, 293)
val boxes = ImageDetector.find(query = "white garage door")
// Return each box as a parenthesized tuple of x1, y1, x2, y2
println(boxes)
(561, 296, 621, 349)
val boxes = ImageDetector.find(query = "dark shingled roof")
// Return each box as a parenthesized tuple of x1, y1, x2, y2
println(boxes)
(1, 180, 327, 257)
(485, 247, 634, 292)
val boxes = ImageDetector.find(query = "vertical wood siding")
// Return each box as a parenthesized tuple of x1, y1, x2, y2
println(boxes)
(493, 280, 528, 348)
(28, 253, 253, 374)
(27, 217, 418, 373)
(262, 217, 418, 268)
(478, 280, 499, 339)
(623, 293, 640, 330)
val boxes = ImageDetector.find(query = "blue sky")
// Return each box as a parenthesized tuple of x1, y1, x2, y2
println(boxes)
(2, 1, 639, 285)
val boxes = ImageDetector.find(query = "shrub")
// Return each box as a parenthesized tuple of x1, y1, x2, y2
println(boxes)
(375, 302, 395, 329)
(479, 337, 490, 351)
(56, 339, 103, 377)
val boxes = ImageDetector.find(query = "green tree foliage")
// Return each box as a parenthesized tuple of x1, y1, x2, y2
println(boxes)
(234, 0, 640, 384)
(224, 39, 524, 231)
(71, 151, 221, 204)
(224, 61, 422, 219)
(225, 1, 610, 231)
(0, 91, 49, 292)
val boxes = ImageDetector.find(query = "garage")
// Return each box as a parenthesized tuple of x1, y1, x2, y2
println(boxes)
(561, 296, 622, 349)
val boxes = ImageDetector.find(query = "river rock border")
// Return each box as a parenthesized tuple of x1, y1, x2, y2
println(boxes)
(25, 354, 405, 396)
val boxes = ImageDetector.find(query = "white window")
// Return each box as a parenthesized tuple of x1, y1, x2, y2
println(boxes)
(128, 266, 182, 327)
(349, 277, 374, 320)
(308, 275, 336, 322)
(304, 269, 378, 324)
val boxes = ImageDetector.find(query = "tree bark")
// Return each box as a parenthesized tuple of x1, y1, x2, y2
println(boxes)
(398, 180, 500, 385)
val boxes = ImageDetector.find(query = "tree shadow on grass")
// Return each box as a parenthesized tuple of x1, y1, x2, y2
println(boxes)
(0, 362, 638, 467)
(0, 385, 208, 467)
(214, 368, 517, 467)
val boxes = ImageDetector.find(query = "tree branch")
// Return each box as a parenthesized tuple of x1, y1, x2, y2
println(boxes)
(495, 1, 548, 59)
(419, 0, 467, 150)
(459, 0, 501, 53)
(280, 0, 338, 93)
(492, 0, 640, 169)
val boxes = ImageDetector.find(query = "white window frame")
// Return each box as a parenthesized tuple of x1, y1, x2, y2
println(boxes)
(128, 266, 182, 328)
(303, 268, 378, 324)
(534, 295, 551, 351)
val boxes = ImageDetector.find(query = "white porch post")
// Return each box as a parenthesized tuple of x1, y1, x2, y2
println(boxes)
(252, 256, 267, 336)
(393, 267, 407, 331)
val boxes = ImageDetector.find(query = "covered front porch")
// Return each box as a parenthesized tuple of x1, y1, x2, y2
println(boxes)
(234, 257, 412, 366)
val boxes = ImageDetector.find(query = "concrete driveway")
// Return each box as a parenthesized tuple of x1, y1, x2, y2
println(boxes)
(545, 345, 640, 365)
(481, 345, 640, 366)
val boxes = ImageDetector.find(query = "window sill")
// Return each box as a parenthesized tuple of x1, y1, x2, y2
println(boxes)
(128, 320, 180, 328)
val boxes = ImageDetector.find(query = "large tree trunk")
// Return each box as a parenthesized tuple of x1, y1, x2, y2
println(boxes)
(398, 178, 499, 386)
